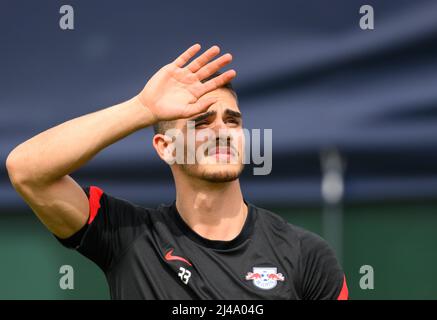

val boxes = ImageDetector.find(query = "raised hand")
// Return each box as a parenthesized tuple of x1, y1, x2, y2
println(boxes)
(137, 44, 236, 122)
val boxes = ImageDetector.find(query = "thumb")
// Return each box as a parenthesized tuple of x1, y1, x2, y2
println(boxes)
(184, 97, 217, 118)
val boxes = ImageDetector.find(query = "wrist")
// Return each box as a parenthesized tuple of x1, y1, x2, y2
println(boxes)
(130, 95, 158, 128)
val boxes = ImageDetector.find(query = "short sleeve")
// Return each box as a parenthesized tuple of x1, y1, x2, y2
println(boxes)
(299, 230, 349, 300)
(55, 185, 148, 272)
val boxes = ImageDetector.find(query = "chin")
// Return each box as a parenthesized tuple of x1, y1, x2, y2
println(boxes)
(182, 163, 244, 183)
(201, 167, 242, 183)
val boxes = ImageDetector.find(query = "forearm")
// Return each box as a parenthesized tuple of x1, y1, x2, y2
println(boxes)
(6, 96, 155, 186)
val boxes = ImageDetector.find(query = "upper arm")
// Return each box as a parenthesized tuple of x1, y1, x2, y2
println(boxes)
(299, 230, 348, 300)
(57, 185, 150, 271)
(10, 174, 89, 239)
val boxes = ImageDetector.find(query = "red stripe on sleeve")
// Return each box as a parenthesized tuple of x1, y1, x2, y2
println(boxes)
(87, 186, 104, 225)
(337, 275, 349, 300)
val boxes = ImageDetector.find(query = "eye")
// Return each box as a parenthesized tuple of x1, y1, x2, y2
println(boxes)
(195, 122, 208, 128)
(226, 118, 240, 125)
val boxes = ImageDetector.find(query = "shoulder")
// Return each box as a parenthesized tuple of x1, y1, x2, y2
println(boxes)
(251, 203, 336, 259)
(251, 203, 290, 231)
(81, 185, 169, 226)
(251, 203, 317, 244)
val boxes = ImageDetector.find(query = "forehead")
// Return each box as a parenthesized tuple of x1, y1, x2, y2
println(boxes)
(175, 88, 240, 128)
(202, 87, 238, 106)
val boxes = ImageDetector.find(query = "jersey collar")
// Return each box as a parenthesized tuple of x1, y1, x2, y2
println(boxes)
(170, 200, 256, 250)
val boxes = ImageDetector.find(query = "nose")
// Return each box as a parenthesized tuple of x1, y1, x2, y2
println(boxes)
(209, 118, 232, 145)
(211, 116, 228, 132)
(212, 120, 234, 144)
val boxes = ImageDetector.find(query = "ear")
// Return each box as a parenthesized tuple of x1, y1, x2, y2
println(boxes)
(152, 134, 174, 164)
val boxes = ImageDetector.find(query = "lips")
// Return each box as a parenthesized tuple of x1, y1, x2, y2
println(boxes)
(207, 145, 239, 161)
(208, 146, 233, 157)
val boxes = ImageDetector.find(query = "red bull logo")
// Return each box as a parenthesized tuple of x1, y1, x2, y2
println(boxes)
(245, 272, 262, 280)
(268, 273, 285, 281)
(245, 267, 285, 290)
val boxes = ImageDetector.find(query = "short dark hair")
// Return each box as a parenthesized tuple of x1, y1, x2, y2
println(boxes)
(153, 71, 237, 134)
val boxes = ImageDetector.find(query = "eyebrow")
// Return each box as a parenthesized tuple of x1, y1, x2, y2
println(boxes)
(224, 109, 242, 119)
(191, 110, 217, 123)
(187, 108, 243, 128)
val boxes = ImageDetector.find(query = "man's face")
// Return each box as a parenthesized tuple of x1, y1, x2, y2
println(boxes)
(173, 88, 245, 183)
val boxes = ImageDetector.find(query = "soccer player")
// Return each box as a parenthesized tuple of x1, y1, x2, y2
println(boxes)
(6, 44, 348, 300)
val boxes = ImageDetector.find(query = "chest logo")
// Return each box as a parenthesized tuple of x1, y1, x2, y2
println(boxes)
(164, 248, 192, 266)
(245, 267, 285, 290)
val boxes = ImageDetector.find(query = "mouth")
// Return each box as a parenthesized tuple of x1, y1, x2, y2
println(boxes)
(207, 145, 237, 161)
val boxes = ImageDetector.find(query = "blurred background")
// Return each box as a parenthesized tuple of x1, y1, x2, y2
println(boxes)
(1, 0, 437, 299)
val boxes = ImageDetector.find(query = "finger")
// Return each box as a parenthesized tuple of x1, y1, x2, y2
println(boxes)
(173, 43, 202, 68)
(185, 45, 220, 73)
(198, 69, 237, 96)
(196, 53, 232, 80)
(184, 97, 218, 118)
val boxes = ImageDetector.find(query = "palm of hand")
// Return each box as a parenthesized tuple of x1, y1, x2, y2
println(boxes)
(137, 44, 236, 122)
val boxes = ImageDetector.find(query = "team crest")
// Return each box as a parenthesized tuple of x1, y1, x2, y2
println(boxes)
(245, 267, 285, 290)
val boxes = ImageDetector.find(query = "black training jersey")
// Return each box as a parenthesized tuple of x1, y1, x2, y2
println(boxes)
(56, 185, 348, 300)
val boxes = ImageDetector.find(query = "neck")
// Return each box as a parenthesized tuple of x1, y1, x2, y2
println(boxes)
(174, 175, 248, 241)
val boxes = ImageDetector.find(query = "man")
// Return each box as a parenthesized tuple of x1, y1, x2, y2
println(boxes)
(6, 44, 348, 300)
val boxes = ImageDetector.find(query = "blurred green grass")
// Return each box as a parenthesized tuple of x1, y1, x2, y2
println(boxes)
(1, 200, 437, 299)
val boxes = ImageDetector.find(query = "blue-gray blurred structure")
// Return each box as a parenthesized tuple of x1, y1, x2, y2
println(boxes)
(1, 0, 437, 208)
